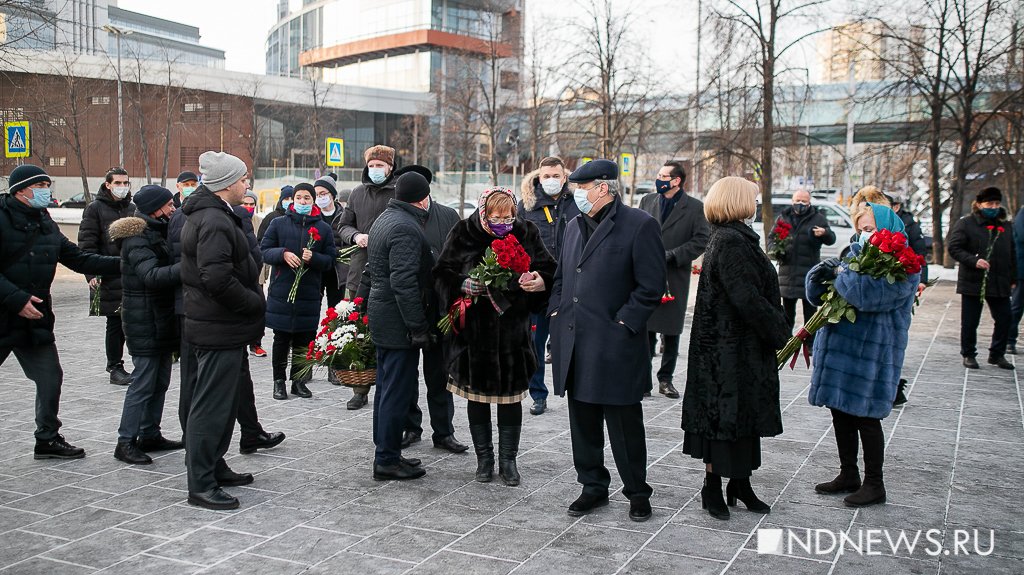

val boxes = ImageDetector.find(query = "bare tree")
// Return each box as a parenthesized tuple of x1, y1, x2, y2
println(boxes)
(44, 52, 96, 200)
(438, 61, 486, 208)
(304, 69, 332, 172)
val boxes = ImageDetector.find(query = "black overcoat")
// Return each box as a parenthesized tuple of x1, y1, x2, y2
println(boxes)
(769, 206, 836, 299)
(547, 200, 666, 405)
(947, 207, 1016, 298)
(78, 187, 135, 315)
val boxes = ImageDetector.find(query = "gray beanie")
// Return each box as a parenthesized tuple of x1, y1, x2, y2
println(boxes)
(199, 151, 247, 192)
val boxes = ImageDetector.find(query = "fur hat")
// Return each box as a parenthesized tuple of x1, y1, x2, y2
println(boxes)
(363, 145, 395, 167)
(977, 187, 1002, 204)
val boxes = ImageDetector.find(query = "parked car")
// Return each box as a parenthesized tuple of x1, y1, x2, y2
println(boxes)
(445, 201, 476, 219)
(60, 192, 87, 208)
(753, 199, 854, 261)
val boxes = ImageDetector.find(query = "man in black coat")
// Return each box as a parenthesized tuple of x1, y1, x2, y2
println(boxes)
(78, 166, 136, 385)
(768, 189, 835, 350)
(108, 186, 184, 465)
(548, 159, 666, 523)
(639, 161, 709, 398)
(365, 171, 436, 481)
(0, 165, 120, 459)
(518, 156, 580, 415)
(948, 187, 1017, 370)
(180, 151, 263, 510)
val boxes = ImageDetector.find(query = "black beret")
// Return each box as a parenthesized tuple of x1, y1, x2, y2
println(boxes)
(568, 159, 618, 183)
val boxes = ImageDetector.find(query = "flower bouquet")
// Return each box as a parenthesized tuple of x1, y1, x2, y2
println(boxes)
(691, 264, 702, 275)
(979, 224, 1004, 300)
(767, 219, 793, 262)
(776, 229, 926, 369)
(337, 244, 360, 265)
(89, 278, 102, 316)
(438, 234, 532, 334)
(288, 226, 321, 303)
(296, 298, 376, 385)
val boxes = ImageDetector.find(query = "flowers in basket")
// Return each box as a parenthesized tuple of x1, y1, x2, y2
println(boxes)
(980, 224, 1005, 300)
(767, 219, 793, 262)
(296, 298, 375, 379)
(777, 229, 926, 369)
(288, 226, 321, 303)
(438, 234, 532, 334)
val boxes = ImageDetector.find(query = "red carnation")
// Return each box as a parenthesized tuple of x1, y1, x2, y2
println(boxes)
(308, 227, 322, 241)
(998, 227, 1005, 233)
(347, 312, 360, 322)
(353, 297, 364, 305)
(987, 225, 995, 231)
(362, 315, 369, 325)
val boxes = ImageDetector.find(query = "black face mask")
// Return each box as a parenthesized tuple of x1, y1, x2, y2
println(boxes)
(156, 215, 170, 223)
(793, 203, 809, 216)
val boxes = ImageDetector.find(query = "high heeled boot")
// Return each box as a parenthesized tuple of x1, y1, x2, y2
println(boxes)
(469, 424, 494, 483)
(726, 477, 771, 513)
(700, 472, 730, 520)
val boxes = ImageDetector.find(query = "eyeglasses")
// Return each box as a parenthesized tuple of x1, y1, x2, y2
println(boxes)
(487, 217, 515, 225)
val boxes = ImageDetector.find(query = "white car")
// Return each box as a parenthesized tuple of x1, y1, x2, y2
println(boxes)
(444, 201, 476, 219)
(753, 199, 855, 261)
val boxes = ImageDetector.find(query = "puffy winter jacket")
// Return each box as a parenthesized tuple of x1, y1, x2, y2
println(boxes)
(78, 186, 135, 315)
(260, 206, 336, 333)
(518, 170, 580, 261)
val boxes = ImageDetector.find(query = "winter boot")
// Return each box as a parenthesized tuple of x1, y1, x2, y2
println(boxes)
(845, 419, 886, 507)
(273, 379, 288, 400)
(497, 425, 521, 486)
(469, 424, 494, 483)
(701, 472, 729, 520)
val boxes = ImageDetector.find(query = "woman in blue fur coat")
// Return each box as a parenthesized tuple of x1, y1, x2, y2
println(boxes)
(805, 203, 919, 508)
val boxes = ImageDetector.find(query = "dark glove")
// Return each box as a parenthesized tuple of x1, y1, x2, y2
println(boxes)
(808, 259, 839, 285)
(665, 251, 677, 265)
(410, 330, 437, 349)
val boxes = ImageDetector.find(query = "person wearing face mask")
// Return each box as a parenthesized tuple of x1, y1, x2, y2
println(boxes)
(79, 166, 136, 386)
(639, 161, 710, 399)
(0, 164, 121, 460)
(338, 145, 398, 410)
(261, 183, 337, 400)
(434, 187, 557, 486)
(768, 188, 835, 353)
(313, 173, 349, 313)
(948, 187, 1017, 370)
(107, 185, 184, 464)
(517, 156, 580, 416)
(547, 159, 666, 523)
(173, 171, 198, 208)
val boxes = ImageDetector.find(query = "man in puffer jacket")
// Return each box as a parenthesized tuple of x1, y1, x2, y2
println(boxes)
(108, 186, 183, 466)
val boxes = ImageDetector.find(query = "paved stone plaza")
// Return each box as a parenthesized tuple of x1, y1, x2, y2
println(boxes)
(0, 271, 1022, 574)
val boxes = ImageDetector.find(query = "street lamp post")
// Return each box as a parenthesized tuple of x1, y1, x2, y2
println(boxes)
(102, 25, 133, 167)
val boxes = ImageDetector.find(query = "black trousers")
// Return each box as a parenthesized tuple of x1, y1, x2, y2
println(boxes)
(404, 346, 455, 441)
(647, 332, 680, 384)
(567, 395, 653, 500)
(830, 408, 884, 483)
(783, 296, 818, 348)
(105, 314, 126, 369)
(179, 316, 263, 440)
(186, 347, 244, 493)
(374, 347, 419, 466)
(1009, 283, 1024, 347)
(960, 295, 1012, 358)
(0, 343, 64, 441)
(271, 330, 315, 381)
(322, 273, 345, 309)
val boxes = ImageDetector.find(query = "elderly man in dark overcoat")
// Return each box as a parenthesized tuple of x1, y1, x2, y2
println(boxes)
(639, 160, 709, 398)
(548, 159, 666, 523)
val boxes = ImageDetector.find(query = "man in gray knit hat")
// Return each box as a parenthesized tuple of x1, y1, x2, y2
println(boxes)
(180, 151, 264, 510)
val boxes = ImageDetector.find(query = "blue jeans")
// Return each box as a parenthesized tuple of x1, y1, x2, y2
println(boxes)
(373, 347, 419, 466)
(117, 354, 173, 442)
(528, 312, 550, 402)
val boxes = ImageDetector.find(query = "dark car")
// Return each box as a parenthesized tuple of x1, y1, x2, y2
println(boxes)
(60, 192, 87, 208)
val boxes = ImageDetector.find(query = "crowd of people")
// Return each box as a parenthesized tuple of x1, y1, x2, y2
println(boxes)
(0, 142, 1017, 520)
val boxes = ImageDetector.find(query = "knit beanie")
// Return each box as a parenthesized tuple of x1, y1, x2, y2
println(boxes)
(279, 185, 294, 200)
(7, 164, 51, 195)
(198, 151, 247, 192)
(364, 145, 395, 167)
(393, 164, 432, 183)
(133, 184, 174, 215)
(395, 172, 430, 203)
(292, 182, 316, 198)
(313, 173, 338, 198)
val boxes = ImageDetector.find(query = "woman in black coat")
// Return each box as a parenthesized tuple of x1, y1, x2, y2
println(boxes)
(681, 177, 791, 521)
(260, 183, 336, 400)
(434, 188, 556, 486)
(947, 186, 1017, 369)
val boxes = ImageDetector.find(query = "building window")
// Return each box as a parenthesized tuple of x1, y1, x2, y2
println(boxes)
(0, 108, 26, 123)
(209, 102, 231, 112)
(91, 96, 111, 105)
(184, 102, 204, 112)
(49, 118, 66, 127)
(48, 157, 67, 167)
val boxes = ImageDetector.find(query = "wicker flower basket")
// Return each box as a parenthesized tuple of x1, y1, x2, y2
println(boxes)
(332, 368, 377, 388)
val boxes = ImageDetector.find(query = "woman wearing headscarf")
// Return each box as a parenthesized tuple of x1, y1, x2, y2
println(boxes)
(434, 188, 557, 486)
(805, 203, 920, 508)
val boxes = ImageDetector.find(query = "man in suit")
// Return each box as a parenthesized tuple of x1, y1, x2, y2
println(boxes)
(638, 161, 709, 398)
(548, 159, 666, 523)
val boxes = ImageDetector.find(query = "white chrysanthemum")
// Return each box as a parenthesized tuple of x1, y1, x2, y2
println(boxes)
(335, 300, 355, 316)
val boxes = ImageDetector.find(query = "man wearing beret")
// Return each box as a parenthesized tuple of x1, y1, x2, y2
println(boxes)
(108, 185, 183, 465)
(548, 159, 666, 522)
(180, 151, 263, 509)
(0, 164, 121, 459)
(339, 144, 398, 410)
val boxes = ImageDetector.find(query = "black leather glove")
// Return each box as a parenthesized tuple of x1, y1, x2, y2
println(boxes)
(410, 330, 437, 349)
(665, 251, 677, 265)
(808, 260, 838, 285)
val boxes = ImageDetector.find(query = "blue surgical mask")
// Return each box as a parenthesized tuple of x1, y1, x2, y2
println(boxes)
(294, 203, 312, 215)
(655, 179, 673, 194)
(181, 186, 196, 198)
(981, 207, 1000, 220)
(858, 231, 874, 246)
(368, 167, 388, 185)
(281, 199, 293, 211)
(573, 188, 594, 214)
(27, 188, 52, 209)
(541, 178, 562, 196)
(489, 222, 513, 237)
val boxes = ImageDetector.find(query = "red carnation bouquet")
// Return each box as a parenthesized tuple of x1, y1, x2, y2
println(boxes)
(288, 226, 321, 303)
(980, 225, 1005, 300)
(767, 219, 793, 262)
(777, 229, 926, 369)
(296, 298, 375, 378)
(439, 234, 532, 334)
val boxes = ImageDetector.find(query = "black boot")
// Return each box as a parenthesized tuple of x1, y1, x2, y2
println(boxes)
(114, 440, 153, 465)
(893, 379, 908, 406)
(273, 379, 288, 400)
(497, 426, 521, 486)
(816, 410, 862, 494)
(701, 472, 729, 520)
(845, 419, 886, 507)
(726, 477, 771, 513)
(469, 424, 494, 483)
(291, 378, 312, 398)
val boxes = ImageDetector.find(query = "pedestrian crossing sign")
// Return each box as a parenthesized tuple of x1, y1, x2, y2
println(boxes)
(325, 137, 344, 167)
(620, 153, 634, 176)
(4, 122, 29, 158)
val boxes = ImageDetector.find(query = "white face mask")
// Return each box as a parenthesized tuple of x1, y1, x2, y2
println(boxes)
(315, 195, 334, 209)
(540, 178, 563, 196)
(368, 167, 388, 185)
(859, 231, 874, 246)
(110, 185, 130, 199)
